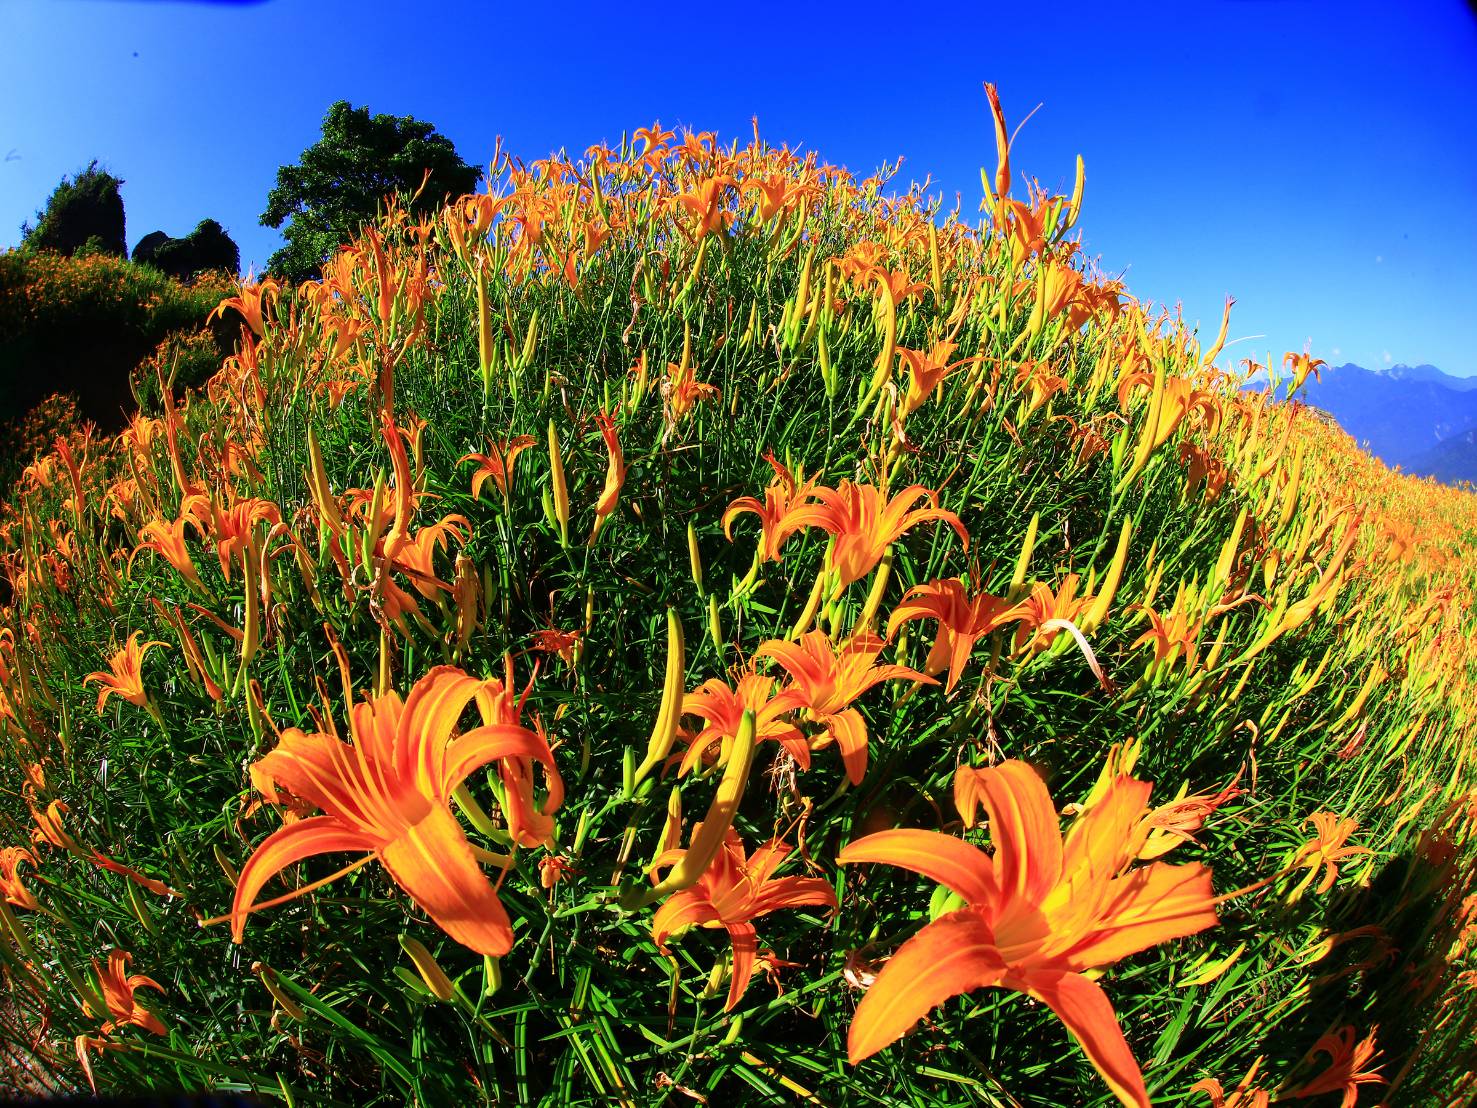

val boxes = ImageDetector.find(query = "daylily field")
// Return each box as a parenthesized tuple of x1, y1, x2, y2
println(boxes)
(1, 88, 1475, 1106)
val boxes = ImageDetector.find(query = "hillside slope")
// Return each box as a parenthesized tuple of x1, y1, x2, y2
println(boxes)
(1, 115, 1474, 1105)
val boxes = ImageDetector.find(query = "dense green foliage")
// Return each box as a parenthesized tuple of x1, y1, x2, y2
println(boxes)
(134, 219, 240, 282)
(260, 100, 480, 283)
(1, 113, 1475, 1107)
(21, 161, 127, 259)
(0, 249, 233, 482)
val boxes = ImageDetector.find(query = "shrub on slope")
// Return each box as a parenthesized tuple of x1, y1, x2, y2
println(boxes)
(0, 249, 235, 488)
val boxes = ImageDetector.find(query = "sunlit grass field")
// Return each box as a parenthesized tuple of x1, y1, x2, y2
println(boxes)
(1, 90, 1474, 1105)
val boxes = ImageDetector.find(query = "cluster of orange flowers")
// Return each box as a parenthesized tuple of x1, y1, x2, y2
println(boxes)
(0, 84, 1474, 1103)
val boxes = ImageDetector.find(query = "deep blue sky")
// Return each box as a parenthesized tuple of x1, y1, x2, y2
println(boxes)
(4, 0, 1475, 375)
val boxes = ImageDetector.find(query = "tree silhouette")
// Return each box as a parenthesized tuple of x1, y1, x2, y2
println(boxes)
(261, 101, 479, 283)
(22, 161, 127, 258)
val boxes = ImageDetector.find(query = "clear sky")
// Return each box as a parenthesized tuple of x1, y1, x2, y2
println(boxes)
(3, 0, 1475, 375)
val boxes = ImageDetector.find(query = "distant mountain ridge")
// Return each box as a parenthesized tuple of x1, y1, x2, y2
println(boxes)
(1251, 362, 1477, 484)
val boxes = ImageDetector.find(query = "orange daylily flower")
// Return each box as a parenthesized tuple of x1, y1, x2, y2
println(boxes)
(998, 574, 1095, 655)
(663, 356, 720, 425)
(755, 631, 932, 784)
(75, 949, 168, 1092)
(529, 627, 582, 668)
(472, 663, 565, 849)
(591, 410, 626, 536)
(779, 481, 969, 587)
(1129, 599, 1205, 672)
(232, 665, 558, 955)
(678, 671, 808, 775)
(634, 121, 675, 154)
(1030, 261, 1094, 335)
(1290, 1025, 1384, 1107)
(651, 828, 836, 1011)
(674, 175, 736, 239)
(1284, 350, 1327, 394)
(876, 267, 930, 306)
(1288, 812, 1371, 900)
(1189, 1058, 1271, 1108)
(389, 516, 468, 601)
(839, 760, 1218, 1108)
(744, 172, 816, 222)
(896, 341, 975, 415)
(180, 491, 282, 581)
(887, 579, 1012, 692)
(83, 632, 167, 714)
(999, 196, 1053, 264)
(91, 948, 168, 1037)
(1137, 778, 1244, 862)
(135, 513, 204, 590)
(1016, 359, 1069, 419)
(31, 800, 83, 853)
(539, 854, 577, 889)
(463, 437, 540, 502)
(0, 845, 40, 911)
(212, 275, 279, 337)
(722, 452, 818, 563)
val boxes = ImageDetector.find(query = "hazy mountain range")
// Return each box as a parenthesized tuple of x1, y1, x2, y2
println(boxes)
(1251, 362, 1477, 484)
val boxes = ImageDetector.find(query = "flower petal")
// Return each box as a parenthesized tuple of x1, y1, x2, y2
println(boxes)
(725, 920, 758, 1011)
(749, 875, 837, 917)
(399, 666, 485, 788)
(442, 723, 554, 799)
(839, 829, 997, 906)
(232, 816, 374, 941)
(848, 908, 1005, 1063)
(378, 803, 515, 955)
(825, 708, 870, 784)
(652, 890, 722, 948)
(976, 760, 1064, 905)
(1012, 968, 1149, 1108)
(1061, 861, 1218, 970)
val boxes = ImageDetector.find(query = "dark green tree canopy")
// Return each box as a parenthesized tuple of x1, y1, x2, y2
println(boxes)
(22, 161, 127, 258)
(261, 101, 480, 283)
(137, 218, 240, 282)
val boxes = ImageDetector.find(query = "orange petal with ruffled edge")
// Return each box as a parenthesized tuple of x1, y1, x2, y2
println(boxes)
(651, 889, 722, 948)
(847, 908, 1005, 1063)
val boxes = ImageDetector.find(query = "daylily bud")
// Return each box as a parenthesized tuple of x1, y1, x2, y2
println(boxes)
(708, 593, 723, 652)
(213, 844, 240, 885)
(1065, 155, 1086, 230)
(637, 710, 757, 908)
(519, 307, 539, 371)
(985, 82, 1011, 203)
(400, 935, 456, 1002)
(1080, 519, 1131, 634)
(453, 554, 480, 654)
(547, 420, 569, 547)
(255, 963, 306, 1022)
(476, 262, 495, 392)
(1010, 512, 1040, 599)
(687, 522, 705, 596)
(632, 608, 686, 789)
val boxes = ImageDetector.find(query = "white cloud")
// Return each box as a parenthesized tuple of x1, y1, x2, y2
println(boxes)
(1375, 255, 1384, 263)
(1382, 350, 1393, 364)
